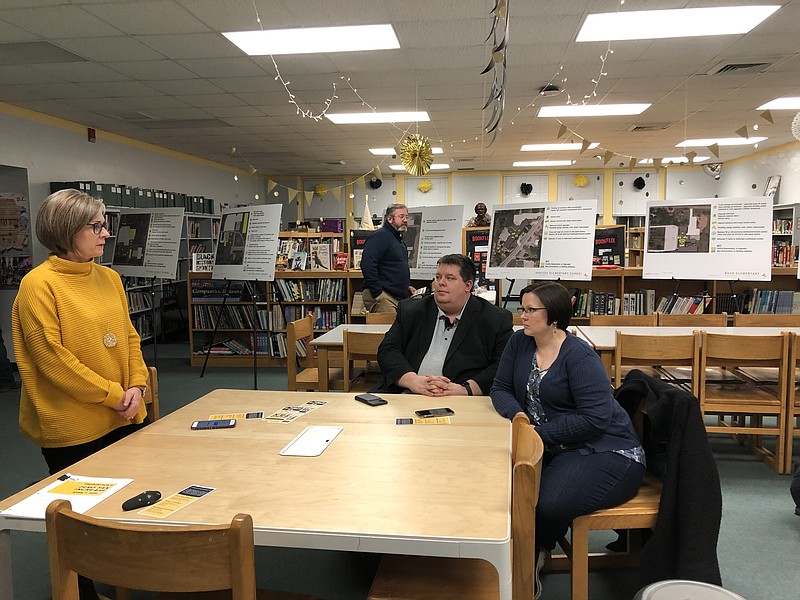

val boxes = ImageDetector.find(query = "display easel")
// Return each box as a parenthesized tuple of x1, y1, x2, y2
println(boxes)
(147, 277, 159, 370)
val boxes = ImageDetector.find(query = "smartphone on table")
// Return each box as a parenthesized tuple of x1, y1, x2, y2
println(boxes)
(415, 408, 455, 418)
(191, 419, 236, 430)
(355, 393, 388, 407)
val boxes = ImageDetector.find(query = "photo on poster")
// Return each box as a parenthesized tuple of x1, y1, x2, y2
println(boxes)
(114, 212, 151, 266)
(488, 206, 546, 268)
(764, 175, 781, 202)
(215, 211, 249, 266)
(647, 204, 711, 253)
(404, 211, 423, 267)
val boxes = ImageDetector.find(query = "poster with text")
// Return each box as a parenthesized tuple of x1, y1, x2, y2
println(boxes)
(407, 204, 465, 279)
(213, 204, 282, 281)
(0, 193, 32, 287)
(486, 200, 596, 280)
(112, 207, 184, 279)
(643, 198, 771, 281)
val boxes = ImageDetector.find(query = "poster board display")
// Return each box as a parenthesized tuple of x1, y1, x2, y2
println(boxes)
(112, 207, 184, 279)
(0, 192, 32, 287)
(349, 229, 373, 269)
(406, 204, 465, 280)
(485, 200, 596, 281)
(212, 204, 283, 281)
(643, 197, 771, 281)
(463, 227, 501, 304)
(593, 224, 626, 267)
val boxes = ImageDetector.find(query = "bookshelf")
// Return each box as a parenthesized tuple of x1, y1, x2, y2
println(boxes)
(627, 227, 645, 267)
(771, 203, 800, 267)
(188, 269, 349, 367)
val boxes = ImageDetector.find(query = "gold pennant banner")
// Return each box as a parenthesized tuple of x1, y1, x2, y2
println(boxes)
(708, 144, 720, 158)
(332, 187, 341, 202)
(267, 180, 277, 193)
(603, 150, 614, 165)
(304, 191, 314, 206)
(288, 189, 298, 204)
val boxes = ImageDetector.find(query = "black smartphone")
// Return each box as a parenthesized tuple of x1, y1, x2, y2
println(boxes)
(191, 419, 236, 430)
(415, 408, 455, 418)
(355, 393, 388, 407)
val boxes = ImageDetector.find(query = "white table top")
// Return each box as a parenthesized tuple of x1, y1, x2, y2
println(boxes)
(577, 325, 800, 351)
(310, 323, 391, 347)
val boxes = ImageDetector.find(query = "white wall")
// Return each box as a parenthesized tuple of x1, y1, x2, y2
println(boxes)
(0, 109, 266, 265)
(718, 143, 800, 204)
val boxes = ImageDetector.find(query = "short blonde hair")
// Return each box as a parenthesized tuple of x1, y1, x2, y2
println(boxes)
(36, 189, 105, 256)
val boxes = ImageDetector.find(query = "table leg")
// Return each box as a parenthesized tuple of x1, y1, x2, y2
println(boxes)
(317, 347, 330, 392)
(0, 529, 11, 600)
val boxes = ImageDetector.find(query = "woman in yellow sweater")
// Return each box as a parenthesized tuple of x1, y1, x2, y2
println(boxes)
(12, 188, 150, 600)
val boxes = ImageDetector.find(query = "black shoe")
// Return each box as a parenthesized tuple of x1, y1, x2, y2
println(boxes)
(0, 381, 20, 393)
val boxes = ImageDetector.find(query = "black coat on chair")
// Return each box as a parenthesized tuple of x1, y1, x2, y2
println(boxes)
(615, 369, 723, 587)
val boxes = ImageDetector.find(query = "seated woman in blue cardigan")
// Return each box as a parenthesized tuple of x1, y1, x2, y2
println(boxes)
(490, 281, 645, 597)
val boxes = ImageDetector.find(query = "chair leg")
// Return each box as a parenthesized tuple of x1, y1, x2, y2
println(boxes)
(570, 519, 590, 600)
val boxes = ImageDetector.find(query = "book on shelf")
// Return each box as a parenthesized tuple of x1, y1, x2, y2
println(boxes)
(351, 291, 366, 316)
(352, 249, 364, 270)
(291, 251, 308, 271)
(191, 252, 214, 272)
(308, 242, 331, 270)
(333, 252, 349, 271)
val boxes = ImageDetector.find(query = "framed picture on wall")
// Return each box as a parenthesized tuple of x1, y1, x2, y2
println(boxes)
(764, 175, 781, 204)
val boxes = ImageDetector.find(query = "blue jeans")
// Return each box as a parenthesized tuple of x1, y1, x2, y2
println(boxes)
(536, 449, 646, 550)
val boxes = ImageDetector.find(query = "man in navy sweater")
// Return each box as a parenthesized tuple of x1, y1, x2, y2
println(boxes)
(361, 204, 415, 313)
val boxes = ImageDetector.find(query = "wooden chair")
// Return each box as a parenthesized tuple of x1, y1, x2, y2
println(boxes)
(46, 499, 312, 600)
(657, 312, 728, 326)
(613, 330, 700, 396)
(365, 312, 396, 324)
(286, 314, 343, 391)
(512, 311, 523, 326)
(733, 312, 800, 327)
(145, 365, 160, 422)
(699, 331, 790, 473)
(367, 420, 544, 600)
(547, 392, 662, 600)
(342, 330, 385, 392)
(784, 332, 800, 474)
(589, 313, 657, 326)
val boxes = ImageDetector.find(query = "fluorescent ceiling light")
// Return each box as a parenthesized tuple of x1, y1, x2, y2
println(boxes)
(389, 163, 450, 171)
(676, 137, 767, 147)
(327, 111, 429, 124)
(757, 97, 800, 110)
(639, 156, 710, 164)
(537, 104, 650, 118)
(512, 160, 576, 167)
(521, 142, 599, 151)
(370, 147, 443, 155)
(576, 6, 780, 42)
(223, 24, 400, 55)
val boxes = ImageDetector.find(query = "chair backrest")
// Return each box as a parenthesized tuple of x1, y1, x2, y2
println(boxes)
(511, 421, 545, 600)
(145, 366, 160, 422)
(512, 312, 523, 326)
(733, 312, 800, 327)
(699, 331, 789, 401)
(343, 330, 386, 391)
(286, 313, 315, 390)
(589, 313, 657, 326)
(46, 499, 257, 599)
(657, 312, 728, 327)
(365, 312, 396, 324)
(615, 330, 701, 396)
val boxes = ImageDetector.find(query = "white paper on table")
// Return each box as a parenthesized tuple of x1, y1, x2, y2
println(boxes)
(0, 473, 133, 519)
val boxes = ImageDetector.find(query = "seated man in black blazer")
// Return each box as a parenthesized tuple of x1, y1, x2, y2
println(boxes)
(376, 253, 513, 396)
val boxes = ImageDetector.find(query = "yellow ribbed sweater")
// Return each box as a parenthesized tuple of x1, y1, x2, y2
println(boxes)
(12, 255, 149, 448)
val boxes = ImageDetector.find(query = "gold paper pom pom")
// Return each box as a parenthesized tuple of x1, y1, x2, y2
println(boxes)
(573, 173, 589, 188)
(418, 179, 432, 193)
(400, 134, 434, 176)
(314, 183, 328, 196)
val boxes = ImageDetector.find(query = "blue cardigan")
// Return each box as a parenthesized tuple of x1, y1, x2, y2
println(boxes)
(490, 330, 640, 454)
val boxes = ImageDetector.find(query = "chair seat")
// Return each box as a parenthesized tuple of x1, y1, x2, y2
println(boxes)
(160, 590, 314, 599)
(368, 555, 500, 600)
(294, 367, 345, 390)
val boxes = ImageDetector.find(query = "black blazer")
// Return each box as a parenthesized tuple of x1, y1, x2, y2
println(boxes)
(376, 294, 513, 394)
(615, 370, 723, 588)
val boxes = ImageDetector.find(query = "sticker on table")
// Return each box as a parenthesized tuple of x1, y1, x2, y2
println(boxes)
(208, 412, 264, 420)
(138, 485, 215, 518)
(264, 401, 327, 422)
(395, 417, 452, 425)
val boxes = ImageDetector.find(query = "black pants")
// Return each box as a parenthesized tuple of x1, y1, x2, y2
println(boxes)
(42, 420, 149, 600)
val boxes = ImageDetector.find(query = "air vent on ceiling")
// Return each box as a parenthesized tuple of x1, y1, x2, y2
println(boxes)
(450, 157, 476, 163)
(457, 167, 475, 171)
(627, 123, 672, 132)
(706, 61, 773, 75)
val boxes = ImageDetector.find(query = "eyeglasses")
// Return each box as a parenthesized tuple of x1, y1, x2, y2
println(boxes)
(517, 306, 546, 315)
(87, 221, 108, 235)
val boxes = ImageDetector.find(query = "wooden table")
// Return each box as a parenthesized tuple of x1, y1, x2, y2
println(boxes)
(577, 325, 800, 378)
(0, 390, 512, 600)
(310, 324, 390, 391)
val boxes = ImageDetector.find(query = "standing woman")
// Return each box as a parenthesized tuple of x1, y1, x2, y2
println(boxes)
(12, 189, 150, 600)
(490, 281, 644, 599)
